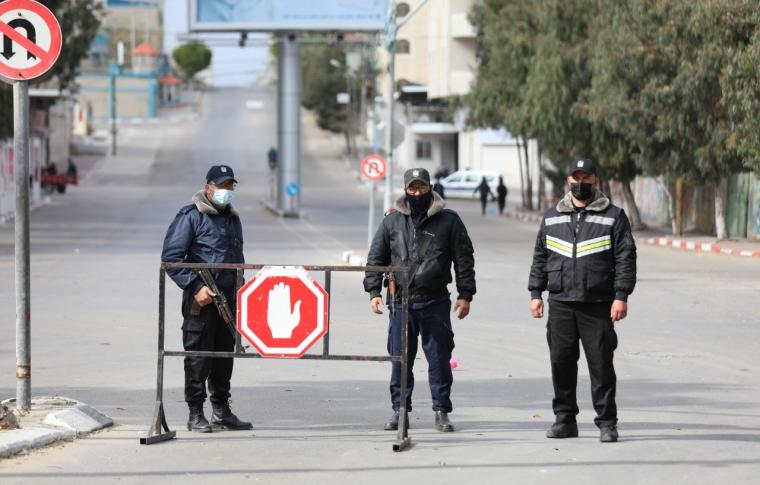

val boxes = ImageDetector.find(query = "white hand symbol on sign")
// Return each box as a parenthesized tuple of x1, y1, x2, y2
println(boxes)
(267, 282, 302, 338)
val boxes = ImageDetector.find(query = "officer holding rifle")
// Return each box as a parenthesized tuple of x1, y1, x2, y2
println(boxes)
(162, 165, 252, 433)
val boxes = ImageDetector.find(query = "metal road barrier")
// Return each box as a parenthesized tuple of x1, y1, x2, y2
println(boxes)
(140, 262, 413, 452)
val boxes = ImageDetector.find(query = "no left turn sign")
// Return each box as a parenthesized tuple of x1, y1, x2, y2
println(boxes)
(0, 0, 62, 82)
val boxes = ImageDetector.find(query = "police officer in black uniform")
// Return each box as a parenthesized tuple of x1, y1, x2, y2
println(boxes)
(365, 168, 476, 432)
(162, 165, 252, 433)
(528, 158, 636, 443)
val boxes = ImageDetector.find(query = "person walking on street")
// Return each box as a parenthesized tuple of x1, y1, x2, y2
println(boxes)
(496, 177, 508, 215)
(162, 165, 253, 433)
(528, 158, 636, 443)
(474, 176, 495, 215)
(433, 177, 446, 199)
(365, 168, 476, 433)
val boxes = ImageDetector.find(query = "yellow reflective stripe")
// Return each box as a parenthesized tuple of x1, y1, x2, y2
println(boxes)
(546, 239, 572, 252)
(577, 240, 611, 253)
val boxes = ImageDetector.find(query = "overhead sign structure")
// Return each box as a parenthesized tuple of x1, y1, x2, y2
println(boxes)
(237, 266, 329, 358)
(361, 155, 386, 181)
(0, 0, 62, 81)
(190, 0, 390, 32)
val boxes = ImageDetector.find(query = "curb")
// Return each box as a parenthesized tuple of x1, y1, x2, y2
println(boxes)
(645, 237, 760, 258)
(0, 397, 113, 460)
(0, 427, 75, 458)
(43, 403, 113, 435)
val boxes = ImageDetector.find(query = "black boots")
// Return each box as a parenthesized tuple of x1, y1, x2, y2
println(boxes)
(600, 425, 619, 443)
(546, 422, 618, 441)
(211, 402, 253, 430)
(383, 411, 410, 431)
(187, 403, 212, 433)
(434, 411, 454, 432)
(546, 422, 579, 439)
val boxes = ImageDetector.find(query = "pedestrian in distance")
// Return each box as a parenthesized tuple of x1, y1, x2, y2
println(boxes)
(267, 146, 278, 172)
(162, 165, 253, 433)
(365, 168, 476, 433)
(528, 157, 637, 443)
(474, 176, 496, 215)
(432, 177, 446, 199)
(496, 176, 508, 215)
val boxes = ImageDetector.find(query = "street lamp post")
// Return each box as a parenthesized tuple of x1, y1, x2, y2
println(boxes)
(383, 0, 431, 212)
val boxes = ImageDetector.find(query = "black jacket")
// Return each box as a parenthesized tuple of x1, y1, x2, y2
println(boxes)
(364, 193, 476, 303)
(162, 191, 244, 295)
(528, 190, 636, 303)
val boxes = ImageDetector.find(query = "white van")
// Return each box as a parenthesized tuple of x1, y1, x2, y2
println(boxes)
(439, 170, 501, 199)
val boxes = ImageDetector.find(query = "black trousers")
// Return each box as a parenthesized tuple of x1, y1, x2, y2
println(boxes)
(181, 289, 235, 406)
(388, 297, 455, 413)
(547, 300, 618, 427)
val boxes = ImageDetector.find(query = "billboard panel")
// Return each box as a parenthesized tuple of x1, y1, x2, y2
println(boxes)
(190, 0, 389, 32)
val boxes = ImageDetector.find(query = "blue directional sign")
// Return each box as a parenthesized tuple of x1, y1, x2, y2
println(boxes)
(286, 183, 300, 197)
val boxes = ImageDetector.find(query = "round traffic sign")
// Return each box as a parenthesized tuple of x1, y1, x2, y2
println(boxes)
(286, 182, 300, 197)
(0, 0, 62, 82)
(361, 155, 386, 181)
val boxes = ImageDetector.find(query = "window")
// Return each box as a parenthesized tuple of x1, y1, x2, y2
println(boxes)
(395, 39, 410, 54)
(396, 2, 411, 17)
(416, 140, 432, 160)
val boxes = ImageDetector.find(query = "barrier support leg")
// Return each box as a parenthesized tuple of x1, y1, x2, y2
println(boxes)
(322, 270, 331, 357)
(235, 268, 244, 353)
(141, 268, 176, 445)
(394, 275, 412, 452)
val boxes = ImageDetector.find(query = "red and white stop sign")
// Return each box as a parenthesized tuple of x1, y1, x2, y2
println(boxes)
(237, 266, 329, 358)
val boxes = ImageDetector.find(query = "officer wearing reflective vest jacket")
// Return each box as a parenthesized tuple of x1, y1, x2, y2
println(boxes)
(528, 158, 636, 443)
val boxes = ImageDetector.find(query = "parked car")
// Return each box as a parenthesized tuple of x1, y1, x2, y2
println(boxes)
(439, 170, 500, 199)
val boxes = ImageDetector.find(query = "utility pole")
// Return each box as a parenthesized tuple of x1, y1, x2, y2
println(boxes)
(13, 80, 31, 411)
(0, 0, 66, 412)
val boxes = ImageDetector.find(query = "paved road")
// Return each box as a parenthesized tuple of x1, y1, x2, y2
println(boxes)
(0, 86, 758, 484)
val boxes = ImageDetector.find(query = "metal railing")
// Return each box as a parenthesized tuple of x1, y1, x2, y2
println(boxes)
(140, 262, 413, 452)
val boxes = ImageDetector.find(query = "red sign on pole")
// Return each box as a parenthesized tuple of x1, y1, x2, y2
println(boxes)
(237, 266, 329, 358)
(361, 155, 386, 181)
(0, 0, 62, 82)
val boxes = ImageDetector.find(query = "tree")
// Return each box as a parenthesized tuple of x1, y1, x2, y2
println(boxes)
(300, 43, 348, 134)
(589, 0, 759, 239)
(467, 0, 539, 209)
(172, 41, 212, 80)
(0, 0, 102, 139)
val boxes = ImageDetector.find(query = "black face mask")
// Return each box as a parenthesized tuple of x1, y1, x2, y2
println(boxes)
(406, 192, 433, 216)
(570, 183, 594, 201)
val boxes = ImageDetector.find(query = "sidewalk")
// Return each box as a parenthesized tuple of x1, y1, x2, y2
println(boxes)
(0, 398, 112, 459)
(503, 207, 760, 258)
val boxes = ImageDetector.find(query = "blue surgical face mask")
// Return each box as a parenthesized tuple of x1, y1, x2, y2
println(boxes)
(212, 188, 234, 206)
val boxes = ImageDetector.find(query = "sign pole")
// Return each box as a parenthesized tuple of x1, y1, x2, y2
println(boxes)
(367, 181, 376, 248)
(361, 154, 387, 246)
(109, 62, 117, 156)
(14, 80, 31, 411)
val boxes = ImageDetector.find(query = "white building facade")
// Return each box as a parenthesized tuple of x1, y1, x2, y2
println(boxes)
(378, 0, 544, 198)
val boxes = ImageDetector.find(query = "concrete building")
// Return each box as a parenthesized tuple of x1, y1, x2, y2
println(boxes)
(377, 0, 542, 197)
(77, 1, 166, 124)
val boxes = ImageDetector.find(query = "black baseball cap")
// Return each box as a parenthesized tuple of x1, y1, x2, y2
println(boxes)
(403, 168, 431, 188)
(568, 157, 596, 176)
(206, 165, 237, 184)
